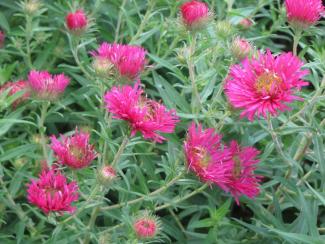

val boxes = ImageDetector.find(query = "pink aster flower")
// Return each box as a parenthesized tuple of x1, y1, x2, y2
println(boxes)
(133, 211, 160, 239)
(0, 30, 4, 48)
(180, 0, 211, 30)
(28, 70, 70, 100)
(285, 0, 324, 28)
(0, 80, 30, 107)
(50, 128, 97, 169)
(217, 141, 261, 204)
(104, 82, 179, 143)
(91, 43, 147, 81)
(66, 9, 88, 34)
(184, 123, 231, 184)
(224, 49, 309, 121)
(27, 168, 78, 214)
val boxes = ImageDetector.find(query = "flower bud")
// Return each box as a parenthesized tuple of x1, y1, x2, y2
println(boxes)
(238, 18, 253, 29)
(133, 211, 160, 240)
(231, 37, 252, 60)
(215, 21, 233, 39)
(98, 165, 117, 185)
(65, 10, 88, 35)
(23, 0, 41, 15)
(92, 58, 114, 78)
(180, 0, 211, 31)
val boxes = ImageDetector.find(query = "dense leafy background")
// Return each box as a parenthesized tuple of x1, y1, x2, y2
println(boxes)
(0, 0, 325, 243)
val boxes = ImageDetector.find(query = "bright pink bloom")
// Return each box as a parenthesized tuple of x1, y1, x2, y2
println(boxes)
(50, 128, 97, 169)
(217, 141, 261, 204)
(104, 82, 179, 143)
(180, 0, 210, 30)
(28, 70, 70, 100)
(224, 50, 309, 121)
(27, 168, 78, 214)
(0, 80, 30, 107)
(66, 10, 88, 34)
(285, 0, 324, 28)
(0, 30, 4, 48)
(133, 212, 160, 239)
(184, 123, 231, 184)
(92, 43, 147, 81)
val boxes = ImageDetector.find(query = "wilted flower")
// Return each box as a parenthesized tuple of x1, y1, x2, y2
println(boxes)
(285, 0, 324, 29)
(217, 141, 261, 204)
(66, 9, 88, 35)
(180, 0, 211, 30)
(0, 30, 4, 48)
(104, 81, 179, 143)
(224, 50, 309, 121)
(184, 123, 231, 184)
(50, 128, 97, 169)
(0, 80, 30, 107)
(27, 168, 78, 214)
(91, 43, 147, 82)
(231, 37, 253, 60)
(27, 70, 70, 100)
(133, 211, 160, 239)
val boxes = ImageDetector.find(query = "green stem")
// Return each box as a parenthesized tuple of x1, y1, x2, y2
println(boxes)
(101, 172, 183, 211)
(111, 134, 129, 167)
(114, 0, 128, 42)
(187, 34, 201, 115)
(25, 14, 33, 68)
(39, 102, 49, 162)
(293, 30, 302, 56)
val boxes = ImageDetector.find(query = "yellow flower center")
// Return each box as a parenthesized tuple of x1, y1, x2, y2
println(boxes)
(255, 72, 283, 93)
(70, 146, 83, 160)
(232, 155, 241, 178)
(193, 146, 211, 168)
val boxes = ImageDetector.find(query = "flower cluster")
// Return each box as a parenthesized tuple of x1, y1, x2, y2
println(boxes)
(104, 81, 179, 143)
(27, 168, 78, 214)
(92, 43, 147, 81)
(224, 50, 309, 121)
(184, 123, 261, 204)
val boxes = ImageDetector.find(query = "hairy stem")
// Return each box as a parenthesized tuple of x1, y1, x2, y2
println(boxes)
(39, 102, 49, 162)
(114, 0, 128, 42)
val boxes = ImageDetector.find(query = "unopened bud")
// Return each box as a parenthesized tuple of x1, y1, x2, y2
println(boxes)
(98, 165, 117, 185)
(231, 37, 252, 60)
(92, 58, 114, 78)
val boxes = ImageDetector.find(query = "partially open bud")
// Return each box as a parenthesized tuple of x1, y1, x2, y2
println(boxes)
(180, 0, 212, 31)
(23, 0, 41, 15)
(238, 18, 253, 29)
(98, 165, 117, 185)
(231, 37, 253, 60)
(133, 211, 160, 240)
(0, 30, 5, 48)
(92, 57, 114, 78)
(65, 10, 88, 35)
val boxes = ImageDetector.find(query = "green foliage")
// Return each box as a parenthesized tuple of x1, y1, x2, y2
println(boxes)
(0, 0, 324, 243)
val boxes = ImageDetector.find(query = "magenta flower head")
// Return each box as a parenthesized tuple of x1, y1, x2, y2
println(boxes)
(184, 123, 231, 184)
(27, 70, 70, 100)
(0, 80, 30, 107)
(104, 81, 179, 143)
(285, 0, 324, 29)
(224, 50, 309, 121)
(133, 211, 160, 240)
(0, 30, 4, 48)
(180, 0, 211, 30)
(91, 43, 147, 82)
(27, 168, 78, 214)
(50, 128, 97, 169)
(66, 9, 88, 35)
(217, 141, 261, 204)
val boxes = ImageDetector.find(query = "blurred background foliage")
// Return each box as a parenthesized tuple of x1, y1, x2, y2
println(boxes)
(0, 0, 325, 243)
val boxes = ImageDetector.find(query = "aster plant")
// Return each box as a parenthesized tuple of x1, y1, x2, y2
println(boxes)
(0, 0, 324, 243)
